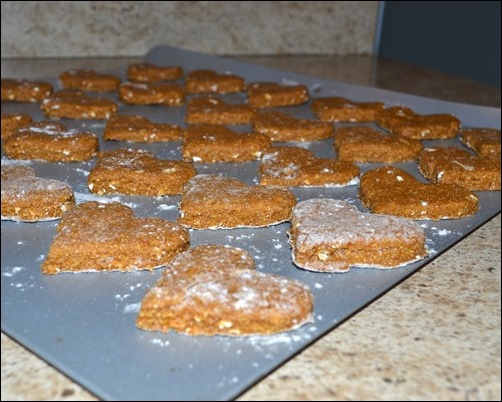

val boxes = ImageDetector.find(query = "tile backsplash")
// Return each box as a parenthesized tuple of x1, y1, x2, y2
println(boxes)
(1, 1, 378, 57)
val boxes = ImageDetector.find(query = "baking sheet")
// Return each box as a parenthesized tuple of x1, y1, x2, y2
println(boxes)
(1, 45, 500, 401)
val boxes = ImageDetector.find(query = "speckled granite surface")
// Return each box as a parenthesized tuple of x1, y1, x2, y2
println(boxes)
(1, 56, 500, 401)
(0, 1, 378, 57)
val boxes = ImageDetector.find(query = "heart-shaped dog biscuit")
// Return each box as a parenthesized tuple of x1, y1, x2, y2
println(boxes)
(290, 199, 427, 272)
(1, 78, 53, 102)
(59, 69, 121, 92)
(359, 166, 478, 220)
(186, 96, 254, 125)
(311, 97, 385, 122)
(127, 62, 183, 82)
(88, 148, 197, 196)
(260, 146, 359, 187)
(182, 124, 271, 163)
(376, 106, 460, 139)
(104, 114, 183, 143)
(42, 201, 190, 275)
(459, 128, 501, 157)
(41, 90, 118, 119)
(1, 165, 75, 222)
(179, 174, 297, 229)
(3, 121, 99, 162)
(186, 69, 245, 94)
(334, 126, 423, 162)
(252, 111, 334, 142)
(247, 82, 309, 108)
(418, 147, 501, 191)
(119, 82, 185, 106)
(136, 244, 313, 336)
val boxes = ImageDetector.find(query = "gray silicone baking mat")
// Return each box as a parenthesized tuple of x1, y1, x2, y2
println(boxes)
(1, 45, 500, 401)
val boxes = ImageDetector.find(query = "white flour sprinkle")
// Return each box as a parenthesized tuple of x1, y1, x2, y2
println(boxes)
(158, 204, 177, 211)
(2, 266, 25, 277)
(74, 192, 122, 204)
(74, 168, 90, 176)
(151, 338, 170, 347)
(123, 303, 141, 313)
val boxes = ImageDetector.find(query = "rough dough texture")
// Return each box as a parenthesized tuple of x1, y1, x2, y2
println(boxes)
(418, 147, 501, 191)
(1, 165, 75, 222)
(3, 121, 99, 162)
(127, 63, 183, 82)
(289, 199, 427, 272)
(334, 126, 423, 162)
(260, 146, 359, 187)
(136, 244, 313, 336)
(359, 166, 478, 220)
(247, 82, 309, 108)
(185, 96, 254, 125)
(459, 128, 501, 157)
(1, 112, 32, 139)
(186, 69, 245, 93)
(179, 174, 297, 229)
(88, 148, 197, 196)
(182, 124, 271, 163)
(1, 78, 53, 102)
(252, 111, 333, 142)
(376, 106, 460, 139)
(40, 90, 117, 119)
(42, 201, 190, 275)
(118, 82, 184, 106)
(311, 97, 385, 122)
(104, 114, 183, 142)
(59, 69, 121, 92)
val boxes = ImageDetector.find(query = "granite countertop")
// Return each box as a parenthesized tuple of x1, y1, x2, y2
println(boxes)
(1, 55, 500, 401)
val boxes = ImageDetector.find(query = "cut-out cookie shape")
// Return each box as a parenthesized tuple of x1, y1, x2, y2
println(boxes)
(186, 69, 245, 94)
(182, 124, 271, 163)
(247, 82, 309, 108)
(359, 166, 478, 220)
(1, 112, 32, 139)
(185, 96, 254, 125)
(118, 82, 184, 106)
(88, 148, 197, 196)
(136, 244, 313, 336)
(3, 121, 99, 162)
(59, 69, 121, 92)
(104, 114, 183, 143)
(376, 106, 460, 139)
(334, 126, 423, 162)
(42, 201, 190, 275)
(290, 199, 427, 273)
(418, 147, 501, 191)
(459, 128, 501, 157)
(260, 147, 359, 187)
(252, 111, 333, 142)
(1, 165, 75, 222)
(127, 62, 183, 82)
(311, 97, 385, 122)
(179, 174, 297, 229)
(1, 78, 53, 102)
(40, 90, 118, 119)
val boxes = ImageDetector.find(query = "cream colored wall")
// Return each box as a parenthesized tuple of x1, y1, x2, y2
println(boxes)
(0, 1, 379, 57)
